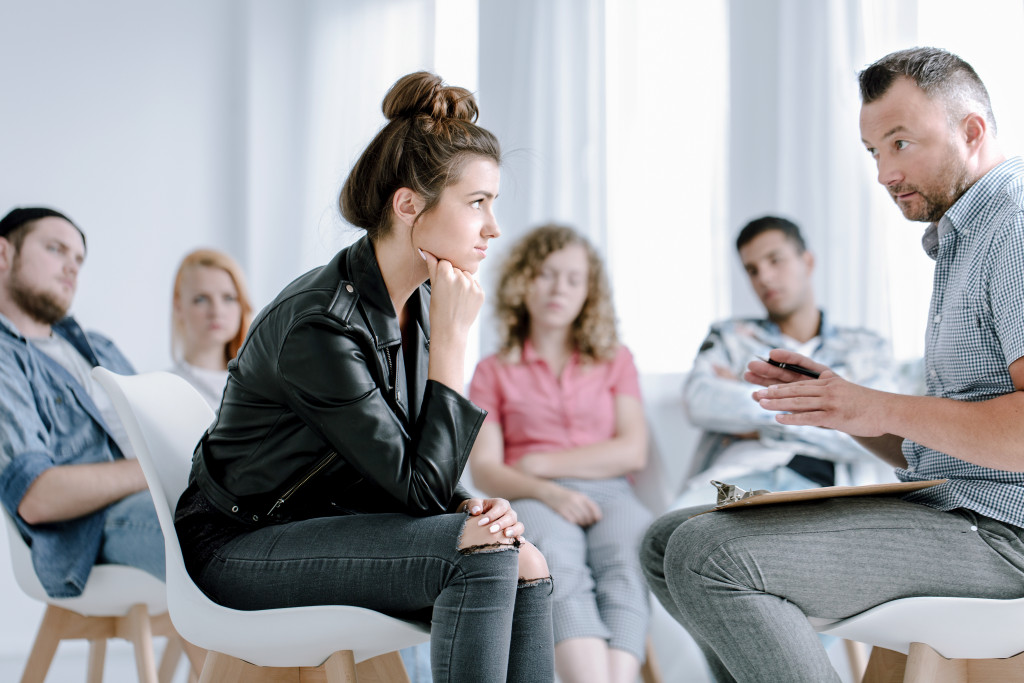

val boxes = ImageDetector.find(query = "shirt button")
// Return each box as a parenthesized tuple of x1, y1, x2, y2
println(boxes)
(970, 525, 978, 531)
(933, 314, 942, 323)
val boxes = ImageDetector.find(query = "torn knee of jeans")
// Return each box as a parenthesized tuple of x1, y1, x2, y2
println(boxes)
(517, 576, 553, 591)
(457, 541, 518, 556)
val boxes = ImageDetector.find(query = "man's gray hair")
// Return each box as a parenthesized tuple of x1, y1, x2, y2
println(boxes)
(858, 47, 996, 136)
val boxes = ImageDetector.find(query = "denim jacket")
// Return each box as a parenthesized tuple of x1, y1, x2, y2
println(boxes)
(0, 313, 135, 598)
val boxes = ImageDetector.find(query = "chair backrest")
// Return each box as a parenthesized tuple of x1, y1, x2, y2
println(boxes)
(3, 428, 170, 616)
(93, 367, 431, 667)
(91, 369, 214, 603)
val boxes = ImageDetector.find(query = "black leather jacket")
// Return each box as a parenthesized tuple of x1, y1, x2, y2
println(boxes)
(189, 236, 483, 527)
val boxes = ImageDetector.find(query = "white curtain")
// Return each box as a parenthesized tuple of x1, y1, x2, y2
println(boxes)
(476, 0, 608, 356)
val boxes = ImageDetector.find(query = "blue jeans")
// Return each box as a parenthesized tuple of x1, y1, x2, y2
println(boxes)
(97, 490, 165, 580)
(192, 511, 553, 683)
(641, 497, 1024, 682)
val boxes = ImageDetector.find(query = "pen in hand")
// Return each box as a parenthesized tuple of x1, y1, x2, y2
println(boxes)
(755, 355, 821, 379)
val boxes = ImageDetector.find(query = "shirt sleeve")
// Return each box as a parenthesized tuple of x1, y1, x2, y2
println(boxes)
(683, 323, 781, 433)
(609, 346, 643, 402)
(989, 212, 1024, 367)
(0, 359, 55, 517)
(468, 355, 503, 424)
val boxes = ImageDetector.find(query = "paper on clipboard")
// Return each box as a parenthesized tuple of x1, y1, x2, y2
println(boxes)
(692, 479, 947, 517)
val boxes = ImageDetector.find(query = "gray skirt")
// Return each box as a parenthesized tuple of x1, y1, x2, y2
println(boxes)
(515, 476, 652, 659)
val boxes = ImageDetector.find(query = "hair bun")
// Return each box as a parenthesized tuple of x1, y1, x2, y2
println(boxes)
(382, 71, 479, 123)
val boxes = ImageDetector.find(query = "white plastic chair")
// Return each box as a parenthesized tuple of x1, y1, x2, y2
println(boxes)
(92, 367, 430, 682)
(813, 596, 1024, 682)
(2, 505, 194, 683)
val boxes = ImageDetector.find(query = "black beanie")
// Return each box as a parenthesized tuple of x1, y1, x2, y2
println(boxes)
(0, 207, 86, 250)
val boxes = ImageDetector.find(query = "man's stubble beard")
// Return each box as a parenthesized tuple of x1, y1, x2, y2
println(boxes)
(8, 255, 70, 326)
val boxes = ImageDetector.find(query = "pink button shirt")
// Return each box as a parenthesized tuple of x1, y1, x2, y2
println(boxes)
(469, 343, 642, 466)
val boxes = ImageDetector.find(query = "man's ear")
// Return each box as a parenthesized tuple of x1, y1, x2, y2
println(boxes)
(392, 188, 424, 228)
(803, 249, 815, 273)
(0, 238, 13, 273)
(962, 111, 987, 151)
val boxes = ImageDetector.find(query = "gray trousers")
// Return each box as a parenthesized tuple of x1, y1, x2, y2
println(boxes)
(515, 477, 652, 659)
(640, 496, 1024, 682)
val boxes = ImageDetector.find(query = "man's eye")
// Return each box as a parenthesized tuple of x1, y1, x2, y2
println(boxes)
(471, 199, 482, 209)
(895, 140, 910, 150)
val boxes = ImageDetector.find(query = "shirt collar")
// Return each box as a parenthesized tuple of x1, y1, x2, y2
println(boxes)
(759, 309, 830, 340)
(521, 339, 579, 368)
(922, 156, 1024, 259)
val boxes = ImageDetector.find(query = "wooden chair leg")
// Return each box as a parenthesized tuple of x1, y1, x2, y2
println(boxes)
(354, 651, 409, 683)
(19, 605, 69, 683)
(180, 639, 208, 680)
(321, 650, 358, 683)
(86, 638, 107, 683)
(861, 646, 907, 683)
(843, 639, 868, 682)
(198, 651, 250, 683)
(640, 636, 663, 683)
(121, 603, 159, 683)
(159, 634, 184, 683)
(904, 642, 966, 683)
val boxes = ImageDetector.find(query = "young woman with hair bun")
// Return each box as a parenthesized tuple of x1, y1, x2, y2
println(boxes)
(174, 71, 554, 682)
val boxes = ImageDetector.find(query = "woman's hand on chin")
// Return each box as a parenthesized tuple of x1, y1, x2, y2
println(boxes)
(422, 248, 484, 341)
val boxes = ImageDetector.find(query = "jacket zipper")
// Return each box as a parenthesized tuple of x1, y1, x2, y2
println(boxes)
(266, 450, 339, 517)
(384, 345, 400, 402)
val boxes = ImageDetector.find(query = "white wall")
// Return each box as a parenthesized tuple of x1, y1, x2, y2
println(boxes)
(0, 0, 246, 373)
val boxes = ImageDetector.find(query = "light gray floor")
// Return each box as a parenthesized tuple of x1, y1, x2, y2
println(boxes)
(0, 639, 192, 683)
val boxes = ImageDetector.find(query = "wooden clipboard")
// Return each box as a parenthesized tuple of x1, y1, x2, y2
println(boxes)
(698, 479, 947, 515)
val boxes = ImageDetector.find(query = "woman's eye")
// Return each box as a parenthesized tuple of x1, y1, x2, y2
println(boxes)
(896, 140, 909, 150)
(471, 199, 482, 209)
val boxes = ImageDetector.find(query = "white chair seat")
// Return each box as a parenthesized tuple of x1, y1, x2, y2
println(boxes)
(4, 501, 191, 682)
(816, 594, 1024, 660)
(93, 367, 429, 679)
(4, 511, 168, 617)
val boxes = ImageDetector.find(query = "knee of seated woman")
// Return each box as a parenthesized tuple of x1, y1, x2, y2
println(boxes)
(517, 540, 549, 582)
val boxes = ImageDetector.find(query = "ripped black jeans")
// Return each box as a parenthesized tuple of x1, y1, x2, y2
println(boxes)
(191, 511, 554, 682)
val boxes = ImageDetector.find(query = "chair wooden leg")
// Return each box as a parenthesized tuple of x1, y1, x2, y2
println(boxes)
(19, 605, 70, 683)
(965, 650, 1024, 682)
(120, 603, 160, 683)
(159, 634, 183, 683)
(175, 636, 208, 680)
(862, 647, 907, 683)
(844, 639, 868, 682)
(86, 638, 107, 683)
(905, 642, 966, 683)
(320, 650, 358, 683)
(354, 651, 409, 683)
(640, 636, 663, 683)
(198, 651, 247, 683)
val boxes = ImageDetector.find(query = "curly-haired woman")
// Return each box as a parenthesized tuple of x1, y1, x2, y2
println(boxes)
(468, 224, 651, 683)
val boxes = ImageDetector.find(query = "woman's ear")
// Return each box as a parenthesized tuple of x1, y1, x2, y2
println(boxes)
(392, 188, 424, 228)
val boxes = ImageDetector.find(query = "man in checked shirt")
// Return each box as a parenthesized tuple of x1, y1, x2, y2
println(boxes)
(642, 47, 1024, 683)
